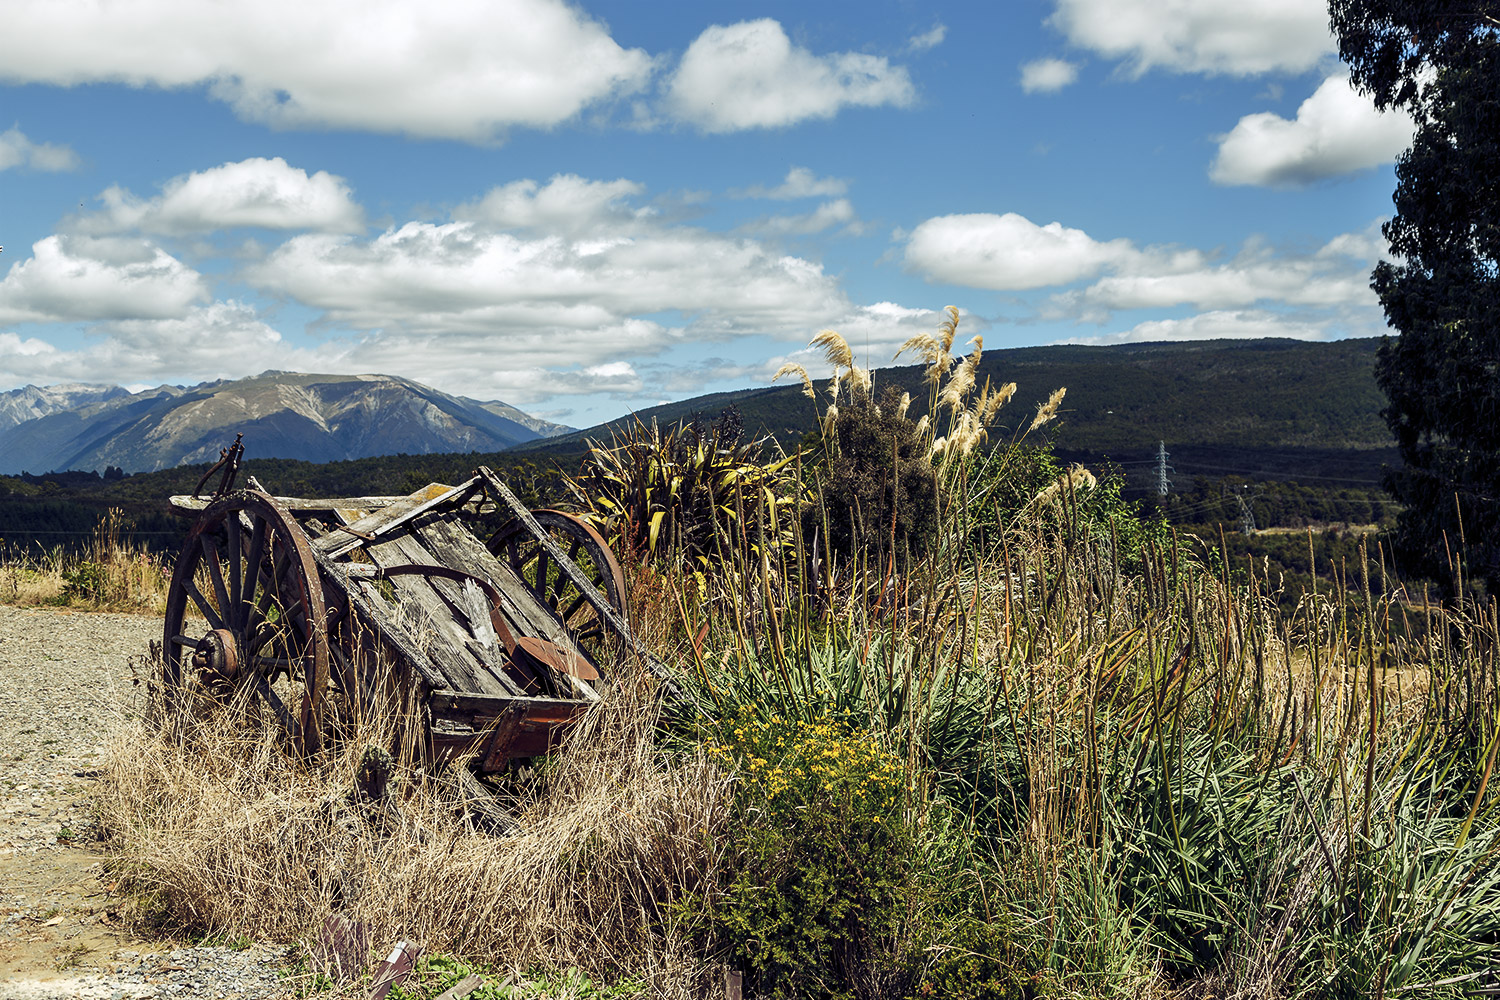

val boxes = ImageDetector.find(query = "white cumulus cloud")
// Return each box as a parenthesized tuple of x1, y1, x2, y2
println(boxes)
(78, 157, 364, 235)
(0, 0, 652, 141)
(1060, 309, 1334, 345)
(1211, 75, 1414, 187)
(742, 200, 858, 237)
(664, 19, 915, 133)
(0, 302, 321, 388)
(1020, 58, 1079, 94)
(0, 236, 206, 324)
(245, 217, 850, 352)
(454, 174, 646, 232)
(1049, 0, 1333, 76)
(908, 25, 947, 53)
(0, 127, 79, 172)
(904, 213, 1137, 290)
(733, 167, 849, 201)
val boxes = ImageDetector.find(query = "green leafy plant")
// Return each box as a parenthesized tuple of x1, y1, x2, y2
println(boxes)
(807, 383, 941, 573)
(916, 916, 1057, 1000)
(565, 409, 804, 580)
(702, 710, 920, 1000)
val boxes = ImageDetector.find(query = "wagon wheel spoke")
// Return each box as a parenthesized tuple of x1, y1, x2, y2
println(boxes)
(553, 535, 584, 604)
(488, 509, 627, 678)
(251, 673, 298, 741)
(199, 535, 232, 626)
(561, 592, 589, 622)
(241, 515, 268, 614)
(532, 548, 551, 603)
(182, 575, 226, 631)
(226, 513, 242, 623)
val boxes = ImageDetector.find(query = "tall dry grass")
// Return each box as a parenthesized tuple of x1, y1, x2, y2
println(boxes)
(0, 508, 171, 613)
(96, 671, 732, 998)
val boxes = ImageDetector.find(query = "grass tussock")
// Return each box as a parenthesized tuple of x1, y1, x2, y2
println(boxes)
(96, 676, 731, 999)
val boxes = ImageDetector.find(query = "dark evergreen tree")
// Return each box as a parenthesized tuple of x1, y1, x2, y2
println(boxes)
(1332, 0, 1500, 591)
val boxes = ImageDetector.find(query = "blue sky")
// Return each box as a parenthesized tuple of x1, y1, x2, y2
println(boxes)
(0, 0, 1410, 426)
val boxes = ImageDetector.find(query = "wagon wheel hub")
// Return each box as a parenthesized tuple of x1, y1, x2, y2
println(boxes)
(191, 628, 242, 681)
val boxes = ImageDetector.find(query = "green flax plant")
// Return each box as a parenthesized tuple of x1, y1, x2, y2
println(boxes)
(565, 410, 805, 594)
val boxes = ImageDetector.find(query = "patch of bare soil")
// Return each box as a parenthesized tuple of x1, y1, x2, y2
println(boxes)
(0, 606, 295, 998)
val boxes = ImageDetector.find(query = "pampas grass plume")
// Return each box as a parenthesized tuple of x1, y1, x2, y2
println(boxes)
(773, 362, 816, 400)
(981, 381, 1017, 424)
(811, 329, 853, 370)
(938, 305, 959, 354)
(1029, 387, 1066, 433)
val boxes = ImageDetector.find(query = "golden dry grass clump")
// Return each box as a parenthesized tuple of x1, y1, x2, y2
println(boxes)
(95, 675, 731, 998)
(0, 508, 170, 613)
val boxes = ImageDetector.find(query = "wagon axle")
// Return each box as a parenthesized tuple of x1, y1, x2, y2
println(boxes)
(190, 628, 241, 682)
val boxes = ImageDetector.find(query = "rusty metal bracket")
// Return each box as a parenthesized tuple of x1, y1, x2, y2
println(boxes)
(371, 563, 588, 696)
(192, 433, 244, 500)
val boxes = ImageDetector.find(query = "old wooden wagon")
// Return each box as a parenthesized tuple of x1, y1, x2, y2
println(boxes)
(162, 462, 673, 779)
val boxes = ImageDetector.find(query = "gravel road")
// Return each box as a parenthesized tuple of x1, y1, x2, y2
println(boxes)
(0, 605, 297, 999)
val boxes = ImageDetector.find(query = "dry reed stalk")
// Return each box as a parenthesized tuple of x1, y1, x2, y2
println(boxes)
(0, 552, 68, 605)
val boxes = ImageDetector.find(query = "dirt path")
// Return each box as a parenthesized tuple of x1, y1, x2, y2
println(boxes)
(0, 606, 292, 998)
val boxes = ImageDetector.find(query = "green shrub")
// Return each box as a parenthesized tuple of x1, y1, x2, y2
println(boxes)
(704, 710, 920, 1000)
(809, 385, 940, 573)
(963, 444, 1167, 572)
(915, 917, 1056, 1000)
(62, 560, 105, 601)
(566, 409, 802, 578)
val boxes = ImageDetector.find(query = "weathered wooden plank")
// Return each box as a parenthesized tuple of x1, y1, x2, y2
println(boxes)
(169, 493, 405, 517)
(415, 517, 561, 639)
(387, 543, 534, 696)
(428, 688, 589, 722)
(316, 478, 482, 559)
(361, 532, 517, 698)
(360, 539, 507, 695)
(476, 466, 691, 705)
(381, 532, 534, 700)
(450, 772, 518, 837)
(307, 552, 449, 694)
(435, 973, 487, 1000)
(410, 515, 604, 703)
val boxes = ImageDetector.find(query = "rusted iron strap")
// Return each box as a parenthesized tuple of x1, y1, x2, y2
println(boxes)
(192, 433, 244, 500)
(530, 508, 628, 613)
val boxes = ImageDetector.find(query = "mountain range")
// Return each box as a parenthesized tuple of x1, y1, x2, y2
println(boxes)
(0, 371, 571, 475)
(1, 338, 1395, 491)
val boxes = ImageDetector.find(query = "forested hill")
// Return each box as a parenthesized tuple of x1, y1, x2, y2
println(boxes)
(519, 337, 1393, 490)
(0, 337, 1394, 554)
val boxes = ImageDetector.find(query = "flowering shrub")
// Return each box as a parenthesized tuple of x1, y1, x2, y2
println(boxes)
(704, 710, 918, 1000)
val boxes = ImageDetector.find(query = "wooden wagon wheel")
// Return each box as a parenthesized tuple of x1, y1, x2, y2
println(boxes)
(162, 490, 330, 754)
(488, 510, 627, 667)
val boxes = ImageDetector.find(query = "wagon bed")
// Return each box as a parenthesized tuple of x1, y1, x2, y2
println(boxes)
(162, 464, 671, 777)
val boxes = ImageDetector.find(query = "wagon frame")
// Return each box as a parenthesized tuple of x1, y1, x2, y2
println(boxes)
(162, 464, 676, 779)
